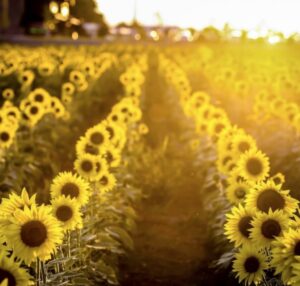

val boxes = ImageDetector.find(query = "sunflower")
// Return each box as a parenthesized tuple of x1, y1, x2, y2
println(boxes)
(62, 82, 75, 96)
(69, 70, 85, 85)
(0, 250, 32, 286)
(49, 98, 65, 119)
(102, 145, 121, 168)
(226, 181, 250, 205)
(216, 152, 236, 175)
(85, 124, 110, 148)
(50, 172, 90, 206)
(3, 205, 63, 264)
(270, 172, 285, 186)
(18, 70, 34, 88)
(2, 89, 14, 101)
(232, 245, 267, 285)
(138, 123, 149, 135)
(231, 133, 257, 156)
(0, 189, 36, 222)
(51, 196, 82, 231)
(24, 103, 45, 126)
(271, 228, 300, 284)
(74, 154, 108, 182)
(3, 107, 21, 127)
(0, 125, 15, 149)
(250, 210, 289, 248)
(224, 204, 255, 247)
(75, 136, 102, 157)
(245, 180, 298, 215)
(237, 148, 270, 182)
(28, 88, 52, 109)
(96, 172, 117, 194)
(38, 61, 55, 77)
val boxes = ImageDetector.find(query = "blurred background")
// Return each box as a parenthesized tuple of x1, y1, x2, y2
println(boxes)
(1, 0, 300, 43)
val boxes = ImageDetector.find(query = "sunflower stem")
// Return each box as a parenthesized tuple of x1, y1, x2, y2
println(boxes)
(36, 257, 41, 286)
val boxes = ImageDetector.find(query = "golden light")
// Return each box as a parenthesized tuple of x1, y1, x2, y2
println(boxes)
(134, 34, 141, 40)
(248, 30, 259, 40)
(60, 2, 70, 19)
(268, 35, 281, 45)
(97, 0, 300, 37)
(49, 1, 59, 15)
(150, 30, 159, 41)
(72, 32, 79, 40)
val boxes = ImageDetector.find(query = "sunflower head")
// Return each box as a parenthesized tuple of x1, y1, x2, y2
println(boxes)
(237, 148, 270, 182)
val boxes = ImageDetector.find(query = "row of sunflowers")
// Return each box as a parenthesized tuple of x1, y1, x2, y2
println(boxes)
(0, 44, 150, 285)
(158, 47, 300, 285)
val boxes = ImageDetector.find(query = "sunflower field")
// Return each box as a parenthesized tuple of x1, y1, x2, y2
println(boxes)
(1, 42, 300, 286)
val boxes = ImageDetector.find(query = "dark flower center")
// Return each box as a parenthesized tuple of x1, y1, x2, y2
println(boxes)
(0, 269, 17, 286)
(81, 160, 93, 172)
(238, 142, 250, 153)
(246, 158, 263, 176)
(0, 132, 10, 142)
(222, 156, 231, 166)
(84, 144, 99, 155)
(100, 176, 108, 186)
(106, 127, 114, 139)
(261, 219, 281, 239)
(35, 94, 44, 102)
(30, 106, 38, 115)
(294, 241, 300, 255)
(257, 189, 285, 213)
(215, 123, 225, 134)
(61, 183, 80, 198)
(91, 132, 104, 145)
(238, 216, 253, 238)
(21, 220, 47, 247)
(244, 256, 260, 273)
(235, 187, 246, 199)
(56, 206, 73, 222)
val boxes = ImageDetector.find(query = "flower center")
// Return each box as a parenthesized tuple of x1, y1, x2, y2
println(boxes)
(235, 187, 246, 199)
(257, 189, 285, 213)
(246, 158, 263, 176)
(238, 216, 253, 238)
(56, 206, 73, 222)
(21, 220, 47, 247)
(91, 132, 104, 145)
(261, 219, 281, 239)
(244, 256, 260, 273)
(238, 141, 250, 153)
(0, 132, 10, 142)
(61, 183, 79, 198)
(81, 160, 93, 172)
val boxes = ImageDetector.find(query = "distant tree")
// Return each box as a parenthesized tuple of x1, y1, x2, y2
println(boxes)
(70, 0, 109, 36)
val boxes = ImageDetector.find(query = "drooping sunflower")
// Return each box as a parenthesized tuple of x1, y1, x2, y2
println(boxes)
(245, 180, 298, 216)
(50, 171, 90, 206)
(271, 228, 300, 285)
(237, 148, 270, 182)
(4, 205, 63, 264)
(0, 250, 32, 286)
(226, 181, 250, 205)
(51, 196, 82, 231)
(232, 245, 267, 286)
(74, 154, 108, 182)
(224, 204, 255, 247)
(250, 209, 289, 248)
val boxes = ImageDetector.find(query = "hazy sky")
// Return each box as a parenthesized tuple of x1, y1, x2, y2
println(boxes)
(96, 0, 300, 35)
